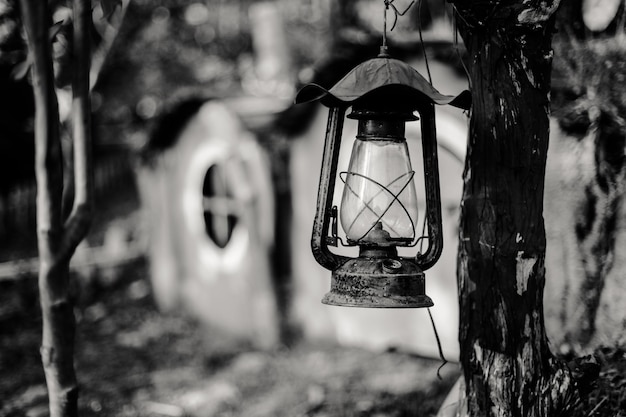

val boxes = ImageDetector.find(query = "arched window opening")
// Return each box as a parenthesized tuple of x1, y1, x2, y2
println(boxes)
(202, 164, 238, 248)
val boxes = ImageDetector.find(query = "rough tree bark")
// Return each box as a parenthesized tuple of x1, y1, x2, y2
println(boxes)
(451, 0, 579, 415)
(19, 0, 93, 416)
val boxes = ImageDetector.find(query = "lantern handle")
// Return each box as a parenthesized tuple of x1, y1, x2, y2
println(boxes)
(414, 103, 444, 270)
(311, 106, 350, 270)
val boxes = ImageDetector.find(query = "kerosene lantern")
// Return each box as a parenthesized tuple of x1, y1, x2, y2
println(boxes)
(295, 46, 468, 308)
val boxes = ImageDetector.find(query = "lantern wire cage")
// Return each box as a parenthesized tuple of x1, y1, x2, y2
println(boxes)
(329, 169, 432, 252)
(339, 170, 418, 245)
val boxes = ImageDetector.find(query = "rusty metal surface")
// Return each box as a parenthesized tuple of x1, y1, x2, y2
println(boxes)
(415, 103, 444, 271)
(322, 256, 433, 308)
(295, 57, 470, 110)
(310, 107, 350, 271)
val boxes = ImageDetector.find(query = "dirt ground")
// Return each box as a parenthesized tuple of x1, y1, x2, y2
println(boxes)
(2, 261, 626, 417)
(0, 260, 460, 417)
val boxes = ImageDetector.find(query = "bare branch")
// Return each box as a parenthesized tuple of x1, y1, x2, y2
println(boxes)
(90, 0, 129, 89)
(19, 0, 64, 261)
(19, 1, 80, 416)
(61, 0, 93, 261)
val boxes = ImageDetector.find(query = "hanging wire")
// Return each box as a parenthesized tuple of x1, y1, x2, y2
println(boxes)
(415, 209, 446, 375)
(382, 0, 415, 51)
(382, 1, 388, 50)
(416, 0, 433, 84)
(379, 0, 448, 376)
(386, 0, 415, 31)
(427, 307, 448, 379)
(452, 4, 472, 90)
(381, 1, 434, 85)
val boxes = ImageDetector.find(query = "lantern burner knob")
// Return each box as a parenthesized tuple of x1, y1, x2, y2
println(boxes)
(362, 222, 392, 245)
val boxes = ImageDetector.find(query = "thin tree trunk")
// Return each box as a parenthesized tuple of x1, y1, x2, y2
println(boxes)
(19, 0, 93, 415)
(452, 0, 578, 415)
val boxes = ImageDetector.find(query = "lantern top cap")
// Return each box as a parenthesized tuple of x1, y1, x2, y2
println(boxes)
(295, 57, 470, 110)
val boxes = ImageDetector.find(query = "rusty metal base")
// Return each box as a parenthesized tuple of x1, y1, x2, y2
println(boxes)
(322, 257, 434, 308)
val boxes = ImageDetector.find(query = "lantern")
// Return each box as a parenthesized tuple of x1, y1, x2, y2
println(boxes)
(295, 48, 469, 308)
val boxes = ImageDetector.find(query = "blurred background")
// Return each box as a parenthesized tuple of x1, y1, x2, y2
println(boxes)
(0, 1, 469, 415)
(2, 0, 626, 416)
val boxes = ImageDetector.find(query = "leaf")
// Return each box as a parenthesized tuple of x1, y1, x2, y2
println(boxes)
(99, 0, 122, 22)
(11, 58, 32, 80)
(49, 21, 65, 42)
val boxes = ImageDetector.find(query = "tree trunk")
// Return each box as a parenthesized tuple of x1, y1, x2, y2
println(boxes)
(452, 0, 578, 415)
(19, 0, 93, 415)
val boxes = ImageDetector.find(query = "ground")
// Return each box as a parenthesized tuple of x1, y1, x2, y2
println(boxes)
(0, 259, 460, 417)
(1, 251, 625, 417)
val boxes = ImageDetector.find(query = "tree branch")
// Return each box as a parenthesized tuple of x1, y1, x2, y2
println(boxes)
(60, 0, 93, 262)
(19, 0, 64, 261)
(19, 1, 80, 416)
